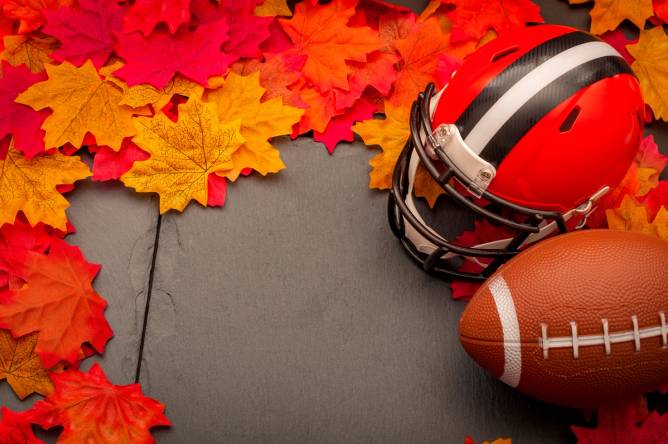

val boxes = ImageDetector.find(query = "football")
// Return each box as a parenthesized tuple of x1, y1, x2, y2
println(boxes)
(459, 229, 668, 408)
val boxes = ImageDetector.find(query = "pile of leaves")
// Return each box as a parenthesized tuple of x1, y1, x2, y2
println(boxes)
(0, 0, 667, 441)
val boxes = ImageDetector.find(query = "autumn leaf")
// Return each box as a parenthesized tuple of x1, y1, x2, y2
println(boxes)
(413, 164, 445, 207)
(0, 0, 73, 33)
(206, 71, 303, 181)
(0, 330, 53, 399)
(653, 206, 668, 240)
(255, 0, 292, 17)
(606, 194, 655, 235)
(118, 74, 204, 113)
(334, 51, 399, 111)
(123, 0, 190, 35)
(0, 34, 57, 73)
(114, 21, 233, 89)
(354, 101, 409, 189)
(230, 53, 305, 107)
(464, 437, 513, 444)
(0, 61, 47, 158)
(0, 145, 90, 230)
(445, 0, 543, 43)
(279, 0, 382, 92)
(0, 238, 112, 367)
(314, 97, 376, 153)
(642, 182, 668, 220)
(121, 96, 244, 212)
(0, 407, 43, 444)
(41, 0, 124, 68)
(296, 86, 337, 134)
(16, 60, 137, 150)
(29, 363, 170, 443)
(628, 27, 668, 121)
(390, 17, 451, 107)
(578, 0, 653, 34)
(91, 140, 149, 182)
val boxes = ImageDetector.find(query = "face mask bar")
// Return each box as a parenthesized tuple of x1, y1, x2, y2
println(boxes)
(388, 83, 576, 281)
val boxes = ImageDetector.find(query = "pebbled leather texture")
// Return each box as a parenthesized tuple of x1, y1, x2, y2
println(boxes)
(459, 229, 668, 408)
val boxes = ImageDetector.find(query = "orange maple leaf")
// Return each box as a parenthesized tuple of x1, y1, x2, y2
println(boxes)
(570, 0, 653, 35)
(627, 27, 668, 121)
(0, 329, 53, 399)
(1, 0, 73, 33)
(0, 239, 112, 367)
(606, 194, 655, 235)
(0, 34, 57, 73)
(279, 0, 382, 92)
(29, 363, 170, 444)
(390, 17, 451, 107)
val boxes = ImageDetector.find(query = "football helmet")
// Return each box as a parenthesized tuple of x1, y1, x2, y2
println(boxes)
(388, 24, 644, 281)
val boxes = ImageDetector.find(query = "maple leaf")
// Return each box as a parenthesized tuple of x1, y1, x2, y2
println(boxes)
(0, 145, 90, 230)
(642, 182, 668, 220)
(221, 0, 273, 60)
(413, 163, 445, 208)
(653, 206, 668, 240)
(117, 74, 204, 113)
(206, 71, 304, 180)
(41, 0, 124, 69)
(16, 60, 136, 150)
(91, 140, 149, 182)
(295, 85, 337, 134)
(353, 100, 409, 189)
(121, 96, 244, 212)
(279, 0, 382, 92)
(0, 330, 53, 399)
(334, 51, 399, 111)
(114, 21, 233, 89)
(123, 0, 190, 36)
(656, 0, 668, 23)
(0, 239, 112, 367)
(571, 0, 653, 35)
(0, 34, 57, 73)
(314, 97, 376, 153)
(390, 17, 451, 107)
(628, 27, 668, 121)
(606, 194, 655, 235)
(0, 406, 43, 444)
(0, 61, 47, 158)
(0, 0, 73, 33)
(255, 0, 292, 16)
(445, 0, 543, 43)
(601, 29, 636, 65)
(29, 363, 170, 443)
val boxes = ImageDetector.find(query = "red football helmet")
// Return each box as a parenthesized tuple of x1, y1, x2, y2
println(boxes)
(388, 24, 644, 281)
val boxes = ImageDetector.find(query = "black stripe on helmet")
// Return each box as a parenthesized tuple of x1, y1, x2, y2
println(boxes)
(455, 31, 597, 139)
(478, 55, 633, 165)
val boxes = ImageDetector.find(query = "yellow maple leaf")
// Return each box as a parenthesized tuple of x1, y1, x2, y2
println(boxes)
(636, 166, 661, 196)
(0, 34, 57, 73)
(484, 439, 512, 444)
(570, 0, 653, 35)
(628, 27, 668, 121)
(205, 71, 304, 181)
(606, 195, 654, 235)
(15, 61, 136, 150)
(653, 206, 668, 240)
(0, 330, 53, 400)
(353, 101, 410, 190)
(119, 74, 204, 112)
(0, 143, 90, 230)
(121, 97, 245, 213)
(254, 0, 291, 17)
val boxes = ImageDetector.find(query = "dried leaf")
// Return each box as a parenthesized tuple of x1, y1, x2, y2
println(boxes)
(628, 27, 668, 121)
(206, 71, 303, 180)
(121, 96, 245, 212)
(0, 145, 90, 230)
(353, 101, 409, 189)
(16, 60, 136, 150)
(0, 330, 53, 399)
(0, 239, 112, 367)
(29, 363, 170, 444)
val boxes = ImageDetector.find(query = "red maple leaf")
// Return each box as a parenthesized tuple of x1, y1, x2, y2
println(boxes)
(0, 407, 43, 444)
(314, 97, 376, 153)
(572, 397, 668, 443)
(446, 0, 543, 43)
(207, 173, 227, 207)
(91, 139, 149, 182)
(642, 182, 668, 220)
(333, 50, 399, 110)
(654, 0, 668, 24)
(0, 61, 47, 158)
(114, 21, 234, 88)
(42, 0, 124, 68)
(123, 0, 190, 35)
(0, 239, 112, 367)
(29, 363, 170, 443)
(601, 29, 636, 65)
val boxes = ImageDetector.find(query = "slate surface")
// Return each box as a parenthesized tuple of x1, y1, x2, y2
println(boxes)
(2, 0, 667, 443)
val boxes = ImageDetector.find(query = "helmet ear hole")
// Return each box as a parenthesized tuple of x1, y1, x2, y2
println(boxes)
(491, 46, 519, 63)
(559, 106, 581, 133)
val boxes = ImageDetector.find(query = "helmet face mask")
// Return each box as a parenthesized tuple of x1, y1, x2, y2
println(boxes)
(388, 25, 644, 282)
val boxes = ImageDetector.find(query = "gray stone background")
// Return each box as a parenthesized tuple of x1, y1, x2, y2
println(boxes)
(2, 0, 667, 442)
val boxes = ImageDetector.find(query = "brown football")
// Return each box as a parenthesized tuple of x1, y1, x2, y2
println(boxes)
(459, 229, 668, 408)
